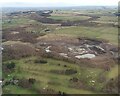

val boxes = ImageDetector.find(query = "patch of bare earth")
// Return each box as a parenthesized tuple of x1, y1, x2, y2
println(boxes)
(37, 34, 79, 44)
(36, 36, 118, 69)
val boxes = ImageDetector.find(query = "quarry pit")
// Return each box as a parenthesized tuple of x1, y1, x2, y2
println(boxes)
(36, 37, 118, 64)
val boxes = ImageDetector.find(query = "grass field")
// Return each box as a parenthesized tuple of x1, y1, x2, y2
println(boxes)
(91, 16, 118, 25)
(2, 17, 39, 29)
(3, 56, 118, 94)
(53, 26, 118, 45)
(107, 65, 118, 79)
(3, 85, 37, 94)
(97, 16, 118, 22)
(48, 15, 91, 21)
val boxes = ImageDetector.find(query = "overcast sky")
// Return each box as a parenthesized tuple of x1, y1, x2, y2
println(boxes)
(0, 0, 119, 7)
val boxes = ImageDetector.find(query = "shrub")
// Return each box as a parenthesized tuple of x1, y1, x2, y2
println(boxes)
(65, 69, 77, 75)
(70, 77, 78, 82)
(6, 62, 15, 70)
(28, 78, 36, 84)
(18, 79, 31, 88)
(64, 65, 67, 67)
(34, 59, 47, 64)
(3, 44, 36, 61)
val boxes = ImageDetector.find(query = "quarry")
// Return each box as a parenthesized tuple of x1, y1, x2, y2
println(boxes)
(36, 37, 118, 61)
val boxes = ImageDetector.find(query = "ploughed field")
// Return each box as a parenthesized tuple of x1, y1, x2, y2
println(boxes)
(2, 8, 119, 94)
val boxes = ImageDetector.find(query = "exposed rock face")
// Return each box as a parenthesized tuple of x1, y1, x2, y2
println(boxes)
(75, 54, 96, 59)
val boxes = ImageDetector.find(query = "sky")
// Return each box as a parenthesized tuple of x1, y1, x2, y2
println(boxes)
(0, 0, 119, 7)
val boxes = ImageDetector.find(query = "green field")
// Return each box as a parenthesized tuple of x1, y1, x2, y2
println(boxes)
(2, 17, 38, 29)
(53, 26, 118, 45)
(48, 15, 90, 21)
(3, 56, 118, 94)
(97, 16, 118, 22)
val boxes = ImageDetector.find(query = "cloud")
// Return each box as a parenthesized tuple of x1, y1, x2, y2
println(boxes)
(0, 0, 119, 7)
